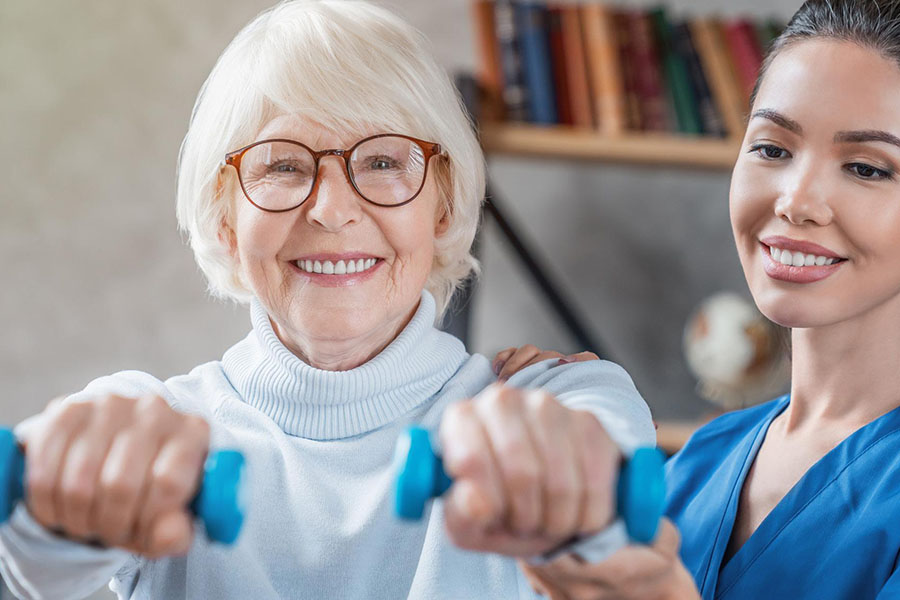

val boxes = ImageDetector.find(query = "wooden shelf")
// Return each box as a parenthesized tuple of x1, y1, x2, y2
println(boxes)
(655, 420, 703, 456)
(479, 123, 742, 170)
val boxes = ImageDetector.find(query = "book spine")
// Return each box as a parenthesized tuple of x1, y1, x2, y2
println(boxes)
(582, 2, 626, 134)
(616, 10, 643, 131)
(627, 10, 669, 132)
(723, 20, 763, 103)
(560, 5, 595, 129)
(515, 1, 559, 124)
(471, 0, 504, 121)
(673, 21, 726, 137)
(651, 7, 702, 135)
(689, 18, 746, 138)
(547, 6, 573, 126)
(494, 0, 528, 122)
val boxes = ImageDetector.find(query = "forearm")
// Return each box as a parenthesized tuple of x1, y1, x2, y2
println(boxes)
(0, 505, 133, 600)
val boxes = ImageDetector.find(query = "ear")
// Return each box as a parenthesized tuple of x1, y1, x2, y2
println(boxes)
(434, 202, 451, 237)
(218, 216, 239, 258)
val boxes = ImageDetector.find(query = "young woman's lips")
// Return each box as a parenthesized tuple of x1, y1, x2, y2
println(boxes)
(289, 255, 383, 287)
(758, 241, 845, 284)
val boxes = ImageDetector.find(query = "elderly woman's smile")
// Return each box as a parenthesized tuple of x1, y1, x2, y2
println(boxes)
(226, 117, 447, 369)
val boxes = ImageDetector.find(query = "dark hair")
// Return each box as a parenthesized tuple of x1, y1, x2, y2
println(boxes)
(750, 0, 900, 107)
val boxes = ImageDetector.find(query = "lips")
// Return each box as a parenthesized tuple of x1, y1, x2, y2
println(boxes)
(758, 241, 846, 284)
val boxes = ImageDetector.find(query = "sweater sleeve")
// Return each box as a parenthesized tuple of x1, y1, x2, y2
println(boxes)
(0, 370, 172, 600)
(503, 358, 656, 455)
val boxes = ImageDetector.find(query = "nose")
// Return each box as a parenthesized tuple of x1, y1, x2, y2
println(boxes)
(773, 160, 834, 226)
(304, 156, 363, 231)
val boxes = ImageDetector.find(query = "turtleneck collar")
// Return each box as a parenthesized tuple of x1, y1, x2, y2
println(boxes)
(221, 291, 469, 440)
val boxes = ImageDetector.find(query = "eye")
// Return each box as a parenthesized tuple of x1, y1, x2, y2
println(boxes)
(749, 143, 791, 160)
(845, 162, 895, 181)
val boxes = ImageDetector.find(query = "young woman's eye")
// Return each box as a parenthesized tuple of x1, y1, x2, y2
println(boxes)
(749, 144, 791, 160)
(846, 162, 895, 181)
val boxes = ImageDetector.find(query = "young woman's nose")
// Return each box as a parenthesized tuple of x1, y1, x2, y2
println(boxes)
(303, 157, 363, 231)
(773, 162, 834, 227)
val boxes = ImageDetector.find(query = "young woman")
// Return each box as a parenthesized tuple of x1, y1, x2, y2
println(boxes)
(511, 1, 900, 597)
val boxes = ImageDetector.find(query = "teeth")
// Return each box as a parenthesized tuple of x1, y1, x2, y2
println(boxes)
(295, 258, 379, 275)
(769, 246, 839, 268)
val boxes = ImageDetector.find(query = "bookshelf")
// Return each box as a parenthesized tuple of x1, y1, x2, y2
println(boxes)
(480, 122, 742, 170)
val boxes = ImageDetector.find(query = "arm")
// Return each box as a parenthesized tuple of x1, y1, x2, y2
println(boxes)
(0, 371, 206, 600)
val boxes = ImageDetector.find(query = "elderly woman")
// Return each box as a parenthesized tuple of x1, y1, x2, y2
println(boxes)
(0, 1, 654, 598)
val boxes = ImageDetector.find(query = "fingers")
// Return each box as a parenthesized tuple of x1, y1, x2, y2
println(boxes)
(440, 399, 506, 530)
(475, 387, 544, 535)
(25, 400, 92, 530)
(133, 411, 209, 552)
(572, 411, 619, 535)
(22, 392, 209, 559)
(495, 345, 565, 381)
(651, 518, 682, 559)
(558, 351, 600, 365)
(523, 390, 582, 541)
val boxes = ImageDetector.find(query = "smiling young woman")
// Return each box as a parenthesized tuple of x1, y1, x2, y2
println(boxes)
(519, 1, 900, 598)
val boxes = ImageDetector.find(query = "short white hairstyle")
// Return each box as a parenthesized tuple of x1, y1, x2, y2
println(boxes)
(176, 0, 485, 317)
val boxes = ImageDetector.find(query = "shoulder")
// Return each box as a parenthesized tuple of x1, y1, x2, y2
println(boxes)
(64, 362, 231, 417)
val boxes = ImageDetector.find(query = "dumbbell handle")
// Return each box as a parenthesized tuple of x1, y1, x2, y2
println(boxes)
(393, 426, 665, 544)
(0, 428, 245, 545)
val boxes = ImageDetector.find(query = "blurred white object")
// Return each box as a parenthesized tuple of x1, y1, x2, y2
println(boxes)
(684, 293, 790, 411)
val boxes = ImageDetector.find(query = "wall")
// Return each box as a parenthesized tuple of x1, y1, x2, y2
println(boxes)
(1, 0, 795, 597)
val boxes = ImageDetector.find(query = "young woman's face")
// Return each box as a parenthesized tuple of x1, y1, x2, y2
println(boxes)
(730, 39, 900, 328)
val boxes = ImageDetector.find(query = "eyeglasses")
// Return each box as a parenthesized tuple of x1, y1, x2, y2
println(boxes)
(223, 133, 445, 212)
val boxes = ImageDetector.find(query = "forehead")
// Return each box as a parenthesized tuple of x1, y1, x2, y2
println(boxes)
(255, 114, 386, 148)
(755, 39, 900, 133)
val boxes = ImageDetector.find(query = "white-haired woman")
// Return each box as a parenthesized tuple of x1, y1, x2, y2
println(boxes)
(0, 2, 654, 598)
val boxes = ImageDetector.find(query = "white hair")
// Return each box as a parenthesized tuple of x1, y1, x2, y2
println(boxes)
(176, 0, 485, 317)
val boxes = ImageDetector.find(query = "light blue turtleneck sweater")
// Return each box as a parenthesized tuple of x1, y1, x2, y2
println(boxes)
(0, 292, 655, 600)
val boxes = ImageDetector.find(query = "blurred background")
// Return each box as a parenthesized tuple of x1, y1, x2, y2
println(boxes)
(1, 0, 794, 597)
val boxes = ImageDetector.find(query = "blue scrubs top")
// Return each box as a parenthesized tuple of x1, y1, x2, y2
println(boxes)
(666, 395, 900, 599)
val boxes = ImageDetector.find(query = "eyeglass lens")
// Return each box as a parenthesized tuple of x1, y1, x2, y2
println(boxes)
(237, 136, 427, 210)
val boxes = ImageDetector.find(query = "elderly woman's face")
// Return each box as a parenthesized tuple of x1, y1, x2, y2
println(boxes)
(227, 115, 447, 363)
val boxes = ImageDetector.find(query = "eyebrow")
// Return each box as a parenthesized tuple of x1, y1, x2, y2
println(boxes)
(751, 109, 803, 134)
(834, 130, 900, 149)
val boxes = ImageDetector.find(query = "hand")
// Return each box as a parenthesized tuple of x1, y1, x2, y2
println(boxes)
(439, 384, 619, 558)
(493, 345, 599, 381)
(519, 519, 700, 600)
(19, 394, 210, 558)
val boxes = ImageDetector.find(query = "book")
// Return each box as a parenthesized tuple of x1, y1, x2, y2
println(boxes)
(616, 10, 643, 131)
(651, 7, 702, 135)
(673, 21, 726, 137)
(494, 0, 528, 122)
(560, 4, 595, 129)
(689, 17, 747, 138)
(471, 0, 505, 121)
(514, 1, 559, 124)
(582, 2, 626, 134)
(722, 19, 764, 103)
(625, 9, 668, 132)
(548, 6, 573, 126)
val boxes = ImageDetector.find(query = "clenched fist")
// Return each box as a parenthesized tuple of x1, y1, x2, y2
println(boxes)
(439, 384, 619, 558)
(20, 393, 210, 558)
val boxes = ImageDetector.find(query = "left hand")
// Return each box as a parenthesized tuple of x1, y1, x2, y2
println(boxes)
(519, 519, 701, 600)
(493, 345, 599, 381)
(438, 384, 620, 558)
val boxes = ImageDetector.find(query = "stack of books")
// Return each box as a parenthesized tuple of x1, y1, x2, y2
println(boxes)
(472, 1, 784, 139)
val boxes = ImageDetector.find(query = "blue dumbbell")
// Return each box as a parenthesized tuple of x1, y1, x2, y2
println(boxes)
(0, 427, 246, 545)
(393, 426, 665, 544)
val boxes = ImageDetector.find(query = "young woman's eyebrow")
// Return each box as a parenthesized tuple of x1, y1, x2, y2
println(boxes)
(834, 130, 900, 148)
(750, 108, 803, 134)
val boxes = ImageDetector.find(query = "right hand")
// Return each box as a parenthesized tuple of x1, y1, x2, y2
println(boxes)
(19, 393, 210, 558)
